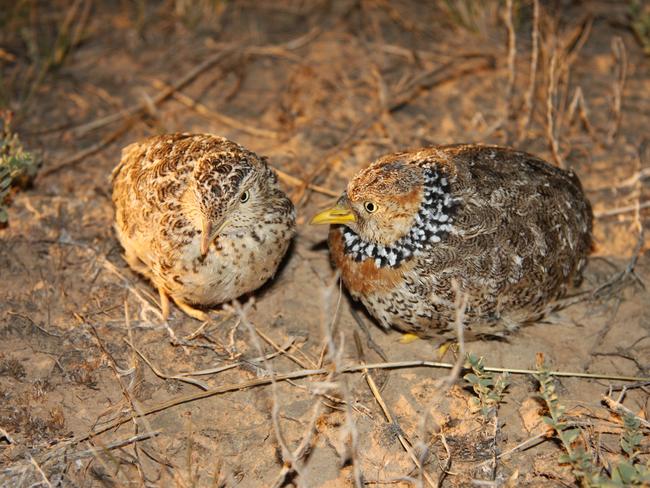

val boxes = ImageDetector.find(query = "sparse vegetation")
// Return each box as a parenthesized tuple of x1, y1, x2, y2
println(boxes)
(464, 353, 510, 419)
(0, 1, 648, 486)
(535, 358, 650, 487)
(0, 112, 40, 225)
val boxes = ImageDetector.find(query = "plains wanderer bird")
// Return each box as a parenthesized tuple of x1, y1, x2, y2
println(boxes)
(311, 144, 592, 339)
(112, 133, 295, 321)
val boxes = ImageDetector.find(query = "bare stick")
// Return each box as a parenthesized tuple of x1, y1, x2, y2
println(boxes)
(0, 426, 14, 444)
(504, 0, 517, 114)
(67, 430, 161, 461)
(151, 79, 280, 139)
(71, 47, 238, 137)
(73, 359, 650, 445)
(519, 0, 539, 141)
(445, 283, 468, 387)
(497, 433, 547, 460)
(606, 37, 627, 145)
(273, 167, 339, 197)
(602, 395, 650, 430)
(40, 118, 134, 177)
(253, 327, 313, 369)
(566, 86, 597, 138)
(29, 456, 53, 488)
(594, 201, 650, 218)
(546, 49, 564, 168)
(361, 356, 437, 487)
(230, 300, 301, 482)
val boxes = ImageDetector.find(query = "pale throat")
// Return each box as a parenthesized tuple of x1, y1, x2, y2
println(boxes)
(341, 168, 458, 268)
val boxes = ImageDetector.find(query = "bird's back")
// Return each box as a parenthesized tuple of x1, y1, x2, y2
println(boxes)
(412, 145, 592, 335)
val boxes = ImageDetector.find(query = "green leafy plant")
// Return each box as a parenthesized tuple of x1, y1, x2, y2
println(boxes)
(1, 112, 40, 225)
(464, 353, 510, 418)
(534, 360, 650, 487)
(534, 360, 601, 486)
(610, 413, 650, 486)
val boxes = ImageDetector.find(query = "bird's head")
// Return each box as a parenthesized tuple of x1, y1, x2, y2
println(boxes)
(311, 159, 426, 245)
(188, 148, 289, 256)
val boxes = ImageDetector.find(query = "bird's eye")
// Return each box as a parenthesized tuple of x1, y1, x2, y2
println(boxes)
(364, 201, 378, 213)
(240, 190, 250, 203)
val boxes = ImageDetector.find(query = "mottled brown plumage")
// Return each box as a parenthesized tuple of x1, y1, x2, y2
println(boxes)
(312, 144, 593, 339)
(112, 133, 295, 321)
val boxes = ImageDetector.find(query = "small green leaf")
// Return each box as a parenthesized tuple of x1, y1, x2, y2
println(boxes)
(560, 428, 580, 445)
(464, 373, 479, 384)
(614, 461, 637, 484)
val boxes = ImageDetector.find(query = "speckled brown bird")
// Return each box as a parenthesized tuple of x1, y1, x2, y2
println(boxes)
(112, 133, 295, 321)
(311, 144, 593, 339)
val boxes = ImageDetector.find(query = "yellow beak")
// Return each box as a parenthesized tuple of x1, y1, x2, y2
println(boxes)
(310, 205, 356, 225)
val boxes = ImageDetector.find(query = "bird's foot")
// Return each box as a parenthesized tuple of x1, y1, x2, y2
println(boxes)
(173, 298, 210, 322)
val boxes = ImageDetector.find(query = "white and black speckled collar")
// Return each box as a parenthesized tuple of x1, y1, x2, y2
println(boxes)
(341, 168, 457, 268)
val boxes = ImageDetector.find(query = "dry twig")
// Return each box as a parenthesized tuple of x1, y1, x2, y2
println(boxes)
(518, 0, 540, 141)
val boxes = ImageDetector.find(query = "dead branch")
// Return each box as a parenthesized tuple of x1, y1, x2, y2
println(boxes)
(602, 395, 650, 430)
(546, 49, 564, 168)
(151, 79, 281, 140)
(70, 47, 239, 137)
(606, 37, 628, 145)
(504, 0, 517, 116)
(518, 0, 540, 141)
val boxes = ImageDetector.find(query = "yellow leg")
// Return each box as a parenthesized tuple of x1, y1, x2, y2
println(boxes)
(125, 251, 150, 276)
(159, 288, 170, 321)
(172, 297, 209, 322)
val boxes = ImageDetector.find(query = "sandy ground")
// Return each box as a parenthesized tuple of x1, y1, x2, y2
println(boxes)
(1, 1, 649, 486)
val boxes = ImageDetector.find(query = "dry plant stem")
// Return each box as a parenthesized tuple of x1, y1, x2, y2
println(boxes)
(436, 433, 453, 488)
(151, 79, 280, 139)
(40, 118, 134, 177)
(273, 168, 339, 198)
(594, 201, 650, 218)
(546, 49, 564, 169)
(184, 312, 233, 341)
(70, 46, 239, 137)
(504, 0, 516, 117)
(496, 433, 547, 460)
(126, 337, 296, 387)
(606, 37, 627, 145)
(253, 327, 315, 369)
(320, 277, 363, 487)
(592, 148, 645, 301)
(29, 456, 53, 488)
(67, 431, 161, 461)
(566, 87, 596, 138)
(445, 284, 468, 387)
(73, 361, 650, 445)
(271, 400, 325, 488)
(230, 301, 307, 485)
(561, 16, 593, 70)
(519, 0, 539, 141)
(602, 395, 650, 430)
(362, 362, 437, 487)
(0, 426, 14, 444)
(88, 325, 173, 485)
